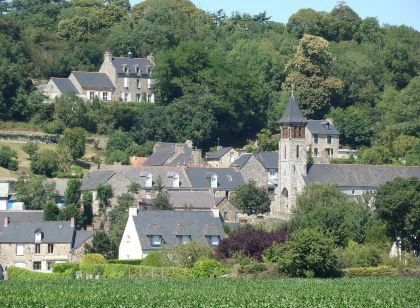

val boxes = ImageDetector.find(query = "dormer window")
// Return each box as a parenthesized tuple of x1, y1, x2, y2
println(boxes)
(179, 235, 191, 245)
(151, 235, 162, 247)
(211, 174, 218, 189)
(34, 230, 43, 243)
(145, 173, 153, 188)
(173, 173, 180, 188)
(208, 235, 220, 246)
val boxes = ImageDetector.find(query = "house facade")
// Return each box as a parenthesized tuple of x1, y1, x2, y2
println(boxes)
(306, 119, 340, 162)
(119, 209, 225, 260)
(0, 216, 93, 272)
(205, 147, 239, 168)
(44, 51, 155, 103)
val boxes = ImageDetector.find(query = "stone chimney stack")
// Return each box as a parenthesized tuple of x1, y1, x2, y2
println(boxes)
(104, 51, 113, 62)
(147, 53, 155, 64)
(70, 217, 75, 228)
(3, 216, 9, 227)
(128, 51, 133, 59)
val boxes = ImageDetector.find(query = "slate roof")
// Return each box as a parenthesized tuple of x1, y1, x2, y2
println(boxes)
(307, 120, 340, 135)
(0, 211, 43, 234)
(144, 142, 193, 166)
(206, 147, 233, 160)
(279, 95, 307, 125)
(132, 210, 224, 250)
(112, 57, 155, 75)
(79, 170, 115, 191)
(51, 78, 79, 95)
(257, 152, 278, 170)
(232, 154, 253, 169)
(119, 166, 192, 188)
(73, 230, 94, 249)
(168, 190, 215, 209)
(305, 164, 420, 188)
(71, 72, 115, 91)
(186, 167, 245, 190)
(0, 220, 75, 243)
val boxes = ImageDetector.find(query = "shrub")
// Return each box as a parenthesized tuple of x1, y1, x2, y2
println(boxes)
(265, 228, 339, 278)
(342, 266, 393, 277)
(216, 227, 288, 261)
(7, 267, 69, 280)
(52, 262, 79, 278)
(192, 259, 224, 278)
(0, 145, 18, 171)
(337, 241, 385, 268)
(81, 253, 106, 265)
(107, 259, 142, 265)
(80, 264, 105, 277)
(142, 251, 171, 267)
(171, 242, 215, 268)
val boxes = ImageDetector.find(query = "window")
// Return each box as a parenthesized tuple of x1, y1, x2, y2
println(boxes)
(123, 92, 130, 102)
(147, 78, 152, 89)
(126, 235, 130, 243)
(16, 244, 24, 256)
(293, 165, 296, 174)
(313, 134, 318, 144)
(180, 235, 191, 245)
(314, 148, 318, 157)
(151, 235, 161, 247)
(47, 261, 54, 271)
(35, 231, 42, 242)
(102, 92, 108, 101)
(296, 145, 300, 158)
(327, 136, 332, 144)
(223, 212, 228, 219)
(136, 79, 141, 89)
(209, 235, 220, 246)
(33, 261, 41, 271)
(147, 93, 154, 103)
(173, 174, 180, 188)
(48, 244, 54, 254)
(284, 146, 287, 159)
(211, 175, 218, 188)
(35, 244, 41, 254)
(89, 91, 94, 100)
(136, 93, 142, 102)
(352, 190, 355, 195)
(124, 77, 129, 88)
(145, 173, 153, 188)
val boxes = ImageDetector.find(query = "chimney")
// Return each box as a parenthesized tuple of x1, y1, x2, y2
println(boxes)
(128, 51, 133, 59)
(147, 53, 155, 64)
(3, 216, 9, 227)
(129, 207, 138, 217)
(70, 217, 75, 228)
(211, 208, 220, 218)
(104, 51, 113, 62)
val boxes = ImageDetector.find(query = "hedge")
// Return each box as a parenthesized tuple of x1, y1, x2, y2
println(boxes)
(80, 264, 193, 279)
(107, 259, 142, 265)
(7, 267, 72, 281)
(342, 266, 394, 277)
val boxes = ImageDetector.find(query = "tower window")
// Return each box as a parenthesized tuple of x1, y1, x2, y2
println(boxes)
(296, 145, 299, 158)
(284, 146, 286, 159)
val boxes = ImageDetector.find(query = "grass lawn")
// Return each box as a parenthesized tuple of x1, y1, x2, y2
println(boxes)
(0, 141, 103, 179)
(0, 278, 418, 307)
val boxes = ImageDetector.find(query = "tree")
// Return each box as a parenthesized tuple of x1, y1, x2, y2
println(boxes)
(22, 142, 39, 159)
(54, 94, 90, 129)
(59, 127, 87, 160)
(85, 231, 117, 259)
(31, 149, 60, 177)
(287, 8, 325, 38)
(58, 204, 81, 223)
(358, 146, 393, 165)
(0, 145, 18, 171)
(374, 177, 420, 252)
(107, 193, 133, 251)
(82, 192, 94, 226)
(323, 3, 361, 41)
(96, 183, 113, 212)
(43, 201, 59, 221)
(284, 184, 372, 246)
(404, 143, 420, 166)
(105, 130, 133, 164)
(127, 182, 141, 195)
(65, 178, 82, 206)
(152, 176, 172, 210)
(255, 128, 279, 152)
(231, 180, 270, 215)
(14, 173, 55, 210)
(265, 228, 339, 278)
(282, 34, 344, 118)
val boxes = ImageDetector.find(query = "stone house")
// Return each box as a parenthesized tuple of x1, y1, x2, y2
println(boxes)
(215, 197, 241, 222)
(99, 51, 155, 103)
(205, 147, 239, 167)
(118, 209, 225, 260)
(144, 141, 203, 166)
(306, 119, 340, 162)
(0, 216, 93, 272)
(44, 51, 155, 103)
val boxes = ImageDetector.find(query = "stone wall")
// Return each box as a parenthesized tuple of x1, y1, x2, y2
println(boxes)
(239, 155, 267, 188)
(217, 198, 240, 222)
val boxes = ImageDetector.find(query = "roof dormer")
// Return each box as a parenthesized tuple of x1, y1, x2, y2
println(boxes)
(34, 228, 44, 243)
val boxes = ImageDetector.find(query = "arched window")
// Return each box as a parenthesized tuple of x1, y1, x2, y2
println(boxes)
(281, 187, 288, 198)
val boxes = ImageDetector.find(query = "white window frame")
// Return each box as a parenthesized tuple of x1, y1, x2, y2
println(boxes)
(211, 175, 218, 188)
(147, 78, 152, 89)
(210, 235, 220, 246)
(173, 174, 180, 188)
(180, 235, 191, 245)
(35, 232, 42, 242)
(124, 77, 129, 88)
(145, 173, 153, 188)
(16, 244, 24, 256)
(102, 91, 108, 101)
(89, 91, 94, 100)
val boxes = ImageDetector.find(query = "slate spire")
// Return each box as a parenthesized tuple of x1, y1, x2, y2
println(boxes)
(279, 94, 307, 125)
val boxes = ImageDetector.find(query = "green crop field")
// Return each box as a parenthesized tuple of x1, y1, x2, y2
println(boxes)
(0, 278, 419, 307)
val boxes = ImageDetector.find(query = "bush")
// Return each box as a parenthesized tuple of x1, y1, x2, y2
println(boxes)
(216, 227, 288, 261)
(265, 228, 339, 278)
(80, 264, 105, 277)
(52, 263, 79, 278)
(0, 145, 18, 171)
(142, 251, 171, 267)
(171, 242, 215, 268)
(81, 253, 106, 265)
(337, 241, 385, 268)
(192, 259, 224, 278)
(107, 259, 142, 265)
(31, 149, 60, 177)
(342, 266, 393, 277)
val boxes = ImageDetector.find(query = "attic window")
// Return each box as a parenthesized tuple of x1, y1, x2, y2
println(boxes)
(211, 174, 218, 189)
(34, 230, 43, 243)
(151, 235, 162, 247)
(145, 173, 153, 188)
(208, 235, 220, 246)
(173, 173, 180, 188)
(179, 235, 191, 245)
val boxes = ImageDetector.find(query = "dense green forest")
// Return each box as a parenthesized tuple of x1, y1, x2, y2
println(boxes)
(0, 0, 419, 164)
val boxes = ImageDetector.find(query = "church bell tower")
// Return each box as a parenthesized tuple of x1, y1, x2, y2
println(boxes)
(273, 94, 307, 218)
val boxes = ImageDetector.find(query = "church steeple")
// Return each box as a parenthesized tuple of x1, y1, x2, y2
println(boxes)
(279, 95, 307, 125)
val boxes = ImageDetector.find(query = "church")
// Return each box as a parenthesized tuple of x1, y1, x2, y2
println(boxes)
(271, 95, 420, 219)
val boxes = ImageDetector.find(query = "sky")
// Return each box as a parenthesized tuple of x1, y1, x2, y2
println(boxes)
(130, 0, 420, 31)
